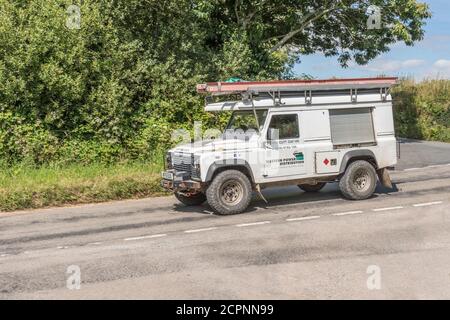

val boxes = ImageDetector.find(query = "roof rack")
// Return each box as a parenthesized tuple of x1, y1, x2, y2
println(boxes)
(196, 77, 398, 96)
(200, 77, 398, 112)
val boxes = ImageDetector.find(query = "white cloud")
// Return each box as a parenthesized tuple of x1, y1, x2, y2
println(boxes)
(417, 35, 450, 53)
(418, 59, 450, 80)
(433, 59, 450, 68)
(360, 59, 426, 72)
(402, 59, 427, 68)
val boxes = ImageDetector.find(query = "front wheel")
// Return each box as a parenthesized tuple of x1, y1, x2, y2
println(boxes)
(206, 170, 252, 215)
(175, 192, 206, 206)
(339, 160, 377, 200)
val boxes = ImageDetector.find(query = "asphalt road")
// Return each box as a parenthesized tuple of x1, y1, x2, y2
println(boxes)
(1, 139, 450, 299)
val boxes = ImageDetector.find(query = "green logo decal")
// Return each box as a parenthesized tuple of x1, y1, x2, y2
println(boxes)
(294, 152, 304, 161)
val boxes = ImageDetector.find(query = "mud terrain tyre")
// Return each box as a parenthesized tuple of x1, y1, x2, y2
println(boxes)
(206, 170, 252, 215)
(298, 182, 326, 192)
(339, 160, 377, 200)
(175, 192, 206, 206)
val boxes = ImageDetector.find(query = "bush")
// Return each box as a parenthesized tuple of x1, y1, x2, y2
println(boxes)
(0, 111, 59, 165)
(393, 79, 450, 142)
(0, 0, 293, 167)
(0, 1, 444, 167)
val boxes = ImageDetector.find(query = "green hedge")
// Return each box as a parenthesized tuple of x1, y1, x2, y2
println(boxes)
(0, 0, 291, 167)
(393, 79, 450, 142)
(0, 1, 442, 168)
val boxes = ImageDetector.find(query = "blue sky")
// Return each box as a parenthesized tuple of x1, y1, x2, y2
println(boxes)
(293, 0, 450, 80)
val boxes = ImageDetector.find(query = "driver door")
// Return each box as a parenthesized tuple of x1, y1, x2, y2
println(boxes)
(263, 112, 306, 179)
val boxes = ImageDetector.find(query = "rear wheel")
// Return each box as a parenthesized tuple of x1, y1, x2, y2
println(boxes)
(298, 182, 326, 192)
(175, 192, 206, 206)
(339, 160, 377, 200)
(206, 170, 252, 215)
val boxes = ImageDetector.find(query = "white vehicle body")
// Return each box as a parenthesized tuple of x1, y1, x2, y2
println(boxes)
(162, 78, 398, 214)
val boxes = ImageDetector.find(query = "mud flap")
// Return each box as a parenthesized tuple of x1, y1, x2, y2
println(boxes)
(377, 168, 393, 189)
(255, 184, 268, 204)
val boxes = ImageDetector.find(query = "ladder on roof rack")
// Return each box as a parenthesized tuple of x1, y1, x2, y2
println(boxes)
(198, 77, 397, 106)
(197, 77, 398, 95)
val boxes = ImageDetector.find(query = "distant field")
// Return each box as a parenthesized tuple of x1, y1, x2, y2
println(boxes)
(0, 162, 166, 212)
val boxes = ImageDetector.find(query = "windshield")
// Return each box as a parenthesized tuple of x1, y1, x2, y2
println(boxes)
(226, 110, 268, 133)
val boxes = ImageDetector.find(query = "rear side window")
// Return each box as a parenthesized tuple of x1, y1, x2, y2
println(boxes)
(267, 114, 299, 140)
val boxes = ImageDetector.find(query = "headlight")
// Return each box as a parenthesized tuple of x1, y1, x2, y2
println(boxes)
(192, 155, 201, 179)
(193, 155, 200, 166)
(165, 152, 172, 169)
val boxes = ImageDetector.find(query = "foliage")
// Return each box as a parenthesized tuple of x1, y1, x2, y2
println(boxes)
(0, 0, 432, 166)
(0, 1, 442, 210)
(205, 0, 431, 67)
(393, 79, 450, 142)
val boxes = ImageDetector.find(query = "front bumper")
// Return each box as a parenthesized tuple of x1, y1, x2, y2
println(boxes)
(161, 170, 202, 192)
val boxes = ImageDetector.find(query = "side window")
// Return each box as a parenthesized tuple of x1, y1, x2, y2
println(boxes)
(267, 114, 299, 140)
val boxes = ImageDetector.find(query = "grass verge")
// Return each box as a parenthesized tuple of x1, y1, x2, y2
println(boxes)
(0, 161, 168, 212)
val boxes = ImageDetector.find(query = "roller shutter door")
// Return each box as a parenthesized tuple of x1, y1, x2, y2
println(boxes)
(329, 108, 375, 145)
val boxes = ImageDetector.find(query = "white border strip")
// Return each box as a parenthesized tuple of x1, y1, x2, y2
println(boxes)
(373, 206, 404, 212)
(286, 216, 321, 222)
(236, 221, 271, 227)
(184, 227, 218, 233)
(413, 201, 443, 207)
(124, 234, 167, 241)
(332, 210, 363, 217)
(403, 163, 450, 171)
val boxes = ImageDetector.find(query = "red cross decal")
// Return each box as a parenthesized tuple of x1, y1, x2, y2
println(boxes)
(323, 158, 330, 166)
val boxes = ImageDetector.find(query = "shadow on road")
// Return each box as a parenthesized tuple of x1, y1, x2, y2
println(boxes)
(173, 182, 399, 216)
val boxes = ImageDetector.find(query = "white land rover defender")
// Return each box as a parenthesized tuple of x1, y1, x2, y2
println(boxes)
(161, 78, 398, 215)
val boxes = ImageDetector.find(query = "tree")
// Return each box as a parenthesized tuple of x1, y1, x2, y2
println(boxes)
(200, 0, 431, 70)
(0, 0, 432, 165)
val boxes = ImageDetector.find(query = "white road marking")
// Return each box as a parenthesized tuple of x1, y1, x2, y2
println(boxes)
(373, 206, 404, 212)
(0, 253, 9, 258)
(124, 234, 167, 241)
(87, 242, 102, 246)
(404, 163, 450, 171)
(184, 227, 218, 233)
(236, 221, 271, 227)
(413, 201, 443, 207)
(56, 246, 70, 249)
(403, 167, 421, 171)
(426, 165, 444, 169)
(286, 216, 321, 222)
(332, 210, 363, 217)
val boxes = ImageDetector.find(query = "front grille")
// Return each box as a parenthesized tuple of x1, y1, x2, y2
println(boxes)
(172, 154, 199, 179)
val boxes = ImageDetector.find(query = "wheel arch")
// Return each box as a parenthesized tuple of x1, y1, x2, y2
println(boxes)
(205, 160, 255, 184)
(339, 150, 378, 174)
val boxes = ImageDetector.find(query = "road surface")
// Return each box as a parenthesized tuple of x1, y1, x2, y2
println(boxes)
(1, 139, 450, 299)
